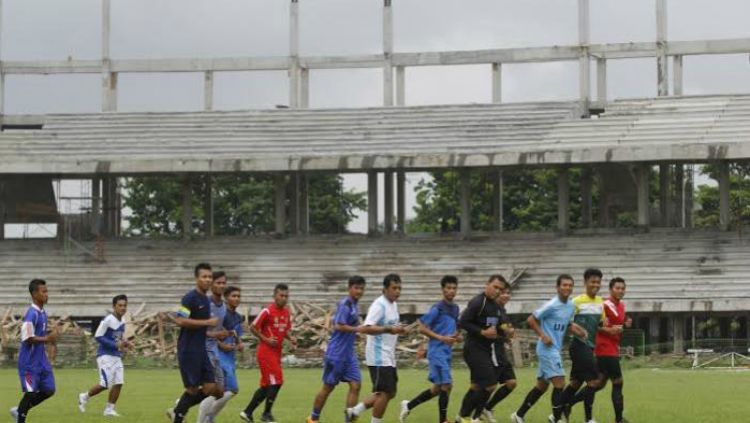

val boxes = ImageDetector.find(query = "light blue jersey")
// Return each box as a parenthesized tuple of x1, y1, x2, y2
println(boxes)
(206, 297, 226, 358)
(532, 296, 575, 357)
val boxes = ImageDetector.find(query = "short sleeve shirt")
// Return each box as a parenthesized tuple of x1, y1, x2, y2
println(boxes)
(364, 295, 400, 367)
(325, 296, 360, 360)
(253, 303, 291, 356)
(177, 289, 211, 354)
(420, 300, 459, 361)
(94, 314, 126, 358)
(18, 304, 51, 371)
(533, 296, 575, 356)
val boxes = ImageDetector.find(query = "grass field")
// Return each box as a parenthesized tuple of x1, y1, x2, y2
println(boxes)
(1, 367, 747, 422)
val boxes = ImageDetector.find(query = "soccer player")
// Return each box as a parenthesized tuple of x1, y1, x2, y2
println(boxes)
(593, 277, 631, 423)
(455, 274, 507, 423)
(307, 276, 367, 423)
(78, 294, 130, 417)
(479, 280, 517, 423)
(241, 284, 297, 423)
(511, 274, 587, 423)
(208, 284, 245, 422)
(167, 263, 220, 423)
(10, 279, 57, 423)
(345, 273, 407, 423)
(196, 271, 230, 423)
(399, 275, 460, 423)
(561, 268, 605, 423)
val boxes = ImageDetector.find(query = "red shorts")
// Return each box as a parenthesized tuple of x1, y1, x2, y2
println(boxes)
(257, 349, 283, 387)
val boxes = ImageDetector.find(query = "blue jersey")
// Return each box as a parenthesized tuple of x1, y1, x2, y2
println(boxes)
(18, 304, 51, 371)
(94, 314, 126, 357)
(325, 296, 360, 361)
(177, 289, 211, 354)
(420, 300, 459, 361)
(205, 297, 226, 357)
(219, 309, 244, 363)
(533, 296, 575, 356)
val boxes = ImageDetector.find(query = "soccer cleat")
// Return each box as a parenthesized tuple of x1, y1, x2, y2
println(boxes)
(399, 400, 410, 423)
(482, 408, 496, 423)
(509, 413, 525, 423)
(546, 415, 565, 423)
(78, 392, 88, 412)
(260, 412, 276, 423)
(239, 411, 254, 422)
(10, 407, 18, 422)
(344, 407, 359, 423)
(584, 420, 597, 423)
(306, 416, 318, 423)
(103, 409, 122, 417)
(165, 407, 175, 422)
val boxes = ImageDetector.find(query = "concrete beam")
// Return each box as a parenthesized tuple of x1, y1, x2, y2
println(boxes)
(382, 0, 394, 106)
(656, 0, 669, 96)
(636, 164, 651, 227)
(384, 170, 394, 234)
(581, 167, 593, 228)
(459, 169, 471, 237)
(204, 175, 214, 236)
(718, 161, 730, 230)
(396, 171, 406, 233)
(557, 168, 570, 231)
(367, 171, 379, 235)
(181, 175, 192, 241)
(578, 0, 591, 106)
(289, 0, 300, 109)
(274, 174, 287, 235)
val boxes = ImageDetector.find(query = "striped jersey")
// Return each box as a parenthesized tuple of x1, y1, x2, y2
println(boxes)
(364, 295, 400, 367)
(571, 294, 605, 348)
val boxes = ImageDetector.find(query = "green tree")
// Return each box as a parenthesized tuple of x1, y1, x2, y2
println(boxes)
(695, 164, 750, 228)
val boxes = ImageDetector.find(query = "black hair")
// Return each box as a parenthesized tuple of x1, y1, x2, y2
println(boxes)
(440, 275, 458, 288)
(212, 270, 226, 281)
(383, 273, 401, 288)
(609, 277, 626, 289)
(224, 286, 241, 297)
(488, 274, 507, 284)
(556, 274, 574, 286)
(583, 268, 603, 281)
(274, 283, 289, 293)
(112, 294, 128, 305)
(194, 262, 212, 277)
(28, 279, 46, 294)
(348, 275, 366, 288)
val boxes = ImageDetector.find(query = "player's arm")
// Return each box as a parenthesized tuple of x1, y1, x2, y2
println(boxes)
(360, 304, 405, 335)
(21, 314, 57, 345)
(418, 321, 456, 345)
(93, 317, 119, 350)
(173, 303, 218, 329)
(526, 314, 550, 345)
(459, 298, 496, 339)
(567, 322, 588, 339)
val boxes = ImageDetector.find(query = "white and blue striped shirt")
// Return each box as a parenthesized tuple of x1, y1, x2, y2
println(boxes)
(364, 295, 400, 367)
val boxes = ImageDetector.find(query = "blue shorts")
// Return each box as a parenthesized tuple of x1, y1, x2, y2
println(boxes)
(178, 351, 215, 388)
(537, 352, 565, 381)
(427, 355, 452, 386)
(19, 367, 55, 393)
(219, 355, 238, 393)
(322, 355, 361, 386)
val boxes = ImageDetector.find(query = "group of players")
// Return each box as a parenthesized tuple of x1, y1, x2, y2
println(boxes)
(11, 264, 629, 423)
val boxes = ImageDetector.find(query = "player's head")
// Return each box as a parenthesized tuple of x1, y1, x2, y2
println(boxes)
(583, 268, 603, 296)
(440, 275, 458, 302)
(556, 274, 574, 300)
(496, 279, 511, 306)
(224, 286, 241, 309)
(273, 283, 289, 307)
(348, 275, 366, 301)
(194, 262, 213, 293)
(211, 270, 227, 297)
(382, 273, 402, 302)
(485, 274, 506, 300)
(28, 279, 48, 305)
(112, 294, 128, 317)
(609, 277, 626, 300)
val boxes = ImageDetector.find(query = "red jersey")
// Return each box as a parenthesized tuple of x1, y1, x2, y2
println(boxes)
(253, 303, 291, 356)
(595, 297, 626, 357)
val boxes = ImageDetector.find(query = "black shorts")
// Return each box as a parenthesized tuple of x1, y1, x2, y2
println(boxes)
(178, 351, 215, 388)
(464, 348, 498, 388)
(597, 356, 622, 380)
(368, 366, 398, 395)
(495, 352, 516, 383)
(569, 341, 598, 382)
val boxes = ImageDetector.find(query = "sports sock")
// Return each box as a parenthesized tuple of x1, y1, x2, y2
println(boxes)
(516, 387, 544, 418)
(612, 383, 624, 422)
(551, 387, 564, 421)
(438, 391, 449, 422)
(371, 417, 383, 423)
(472, 390, 491, 419)
(263, 384, 281, 415)
(352, 402, 367, 416)
(244, 387, 268, 416)
(197, 394, 216, 423)
(173, 391, 207, 423)
(408, 389, 437, 410)
(17, 392, 36, 423)
(583, 386, 596, 421)
(210, 391, 235, 418)
(486, 385, 513, 410)
(459, 389, 476, 417)
(311, 406, 321, 420)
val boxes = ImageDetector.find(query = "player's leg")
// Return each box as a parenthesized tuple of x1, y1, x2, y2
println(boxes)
(242, 353, 272, 421)
(401, 358, 445, 421)
(16, 369, 55, 423)
(569, 348, 600, 422)
(79, 356, 109, 412)
(484, 369, 517, 423)
(211, 358, 238, 420)
(260, 356, 283, 422)
(549, 375, 567, 422)
(460, 352, 495, 421)
(172, 354, 213, 423)
(562, 342, 586, 419)
(198, 355, 223, 423)
(103, 356, 124, 416)
(512, 377, 549, 422)
(309, 384, 335, 423)
(372, 367, 397, 422)
(310, 358, 341, 422)
(608, 358, 625, 423)
(438, 384, 452, 423)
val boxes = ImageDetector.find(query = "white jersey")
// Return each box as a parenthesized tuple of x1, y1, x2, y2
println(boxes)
(364, 295, 400, 367)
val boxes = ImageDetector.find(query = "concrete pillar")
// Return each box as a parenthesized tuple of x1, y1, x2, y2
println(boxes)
(0, 0, 4, 121)
(101, 177, 111, 237)
(288, 174, 299, 234)
(596, 58, 607, 103)
(274, 174, 287, 235)
(181, 175, 193, 241)
(299, 174, 309, 234)
(674, 164, 685, 227)
(718, 161, 730, 230)
(115, 179, 122, 237)
(492, 170, 504, 231)
(300, 68, 310, 109)
(396, 171, 406, 233)
(91, 177, 101, 236)
(368, 171, 379, 234)
(673, 55, 684, 96)
(685, 165, 694, 228)
(0, 178, 5, 240)
(656, 0, 669, 96)
(384, 171, 394, 234)
(459, 169, 471, 237)
(382, 0, 394, 106)
(673, 314, 685, 354)
(659, 164, 672, 226)
(492, 63, 502, 103)
(204, 71, 214, 111)
(557, 168, 570, 231)
(395, 66, 405, 106)
(203, 175, 214, 236)
(289, 0, 300, 108)
(581, 167, 593, 228)
(636, 164, 651, 227)
(101, 0, 117, 112)
(649, 315, 660, 346)
(577, 0, 591, 109)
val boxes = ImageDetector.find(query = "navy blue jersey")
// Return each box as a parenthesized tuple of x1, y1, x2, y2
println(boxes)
(177, 289, 211, 354)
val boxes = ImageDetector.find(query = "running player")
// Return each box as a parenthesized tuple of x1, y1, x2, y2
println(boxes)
(594, 277, 631, 423)
(10, 279, 57, 423)
(307, 276, 367, 423)
(479, 280, 517, 423)
(346, 273, 407, 423)
(78, 294, 130, 417)
(208, 285, 245, 422)
(196, 271, 230, 423)
(241, 284, 296, 423)
(561, 268, 605, 423)
(511, 274, 587, 423)
(456, 275, 506, 423)
(399, 275, 460, 423)
(167, 263, 220, 423)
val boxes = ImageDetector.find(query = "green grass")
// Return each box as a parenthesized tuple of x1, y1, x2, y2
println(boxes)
(1, 367, 747, 422)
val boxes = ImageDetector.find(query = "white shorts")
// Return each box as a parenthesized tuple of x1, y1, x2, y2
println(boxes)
(97, 355, 124, 388)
